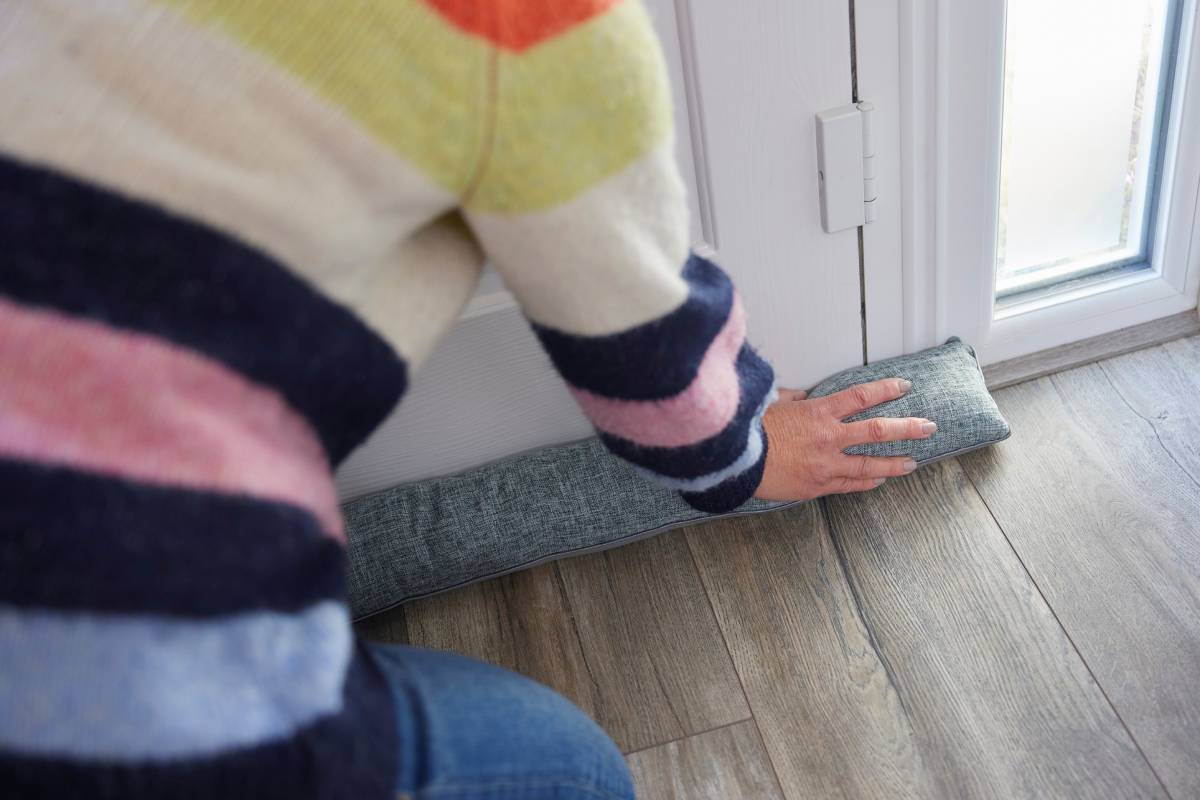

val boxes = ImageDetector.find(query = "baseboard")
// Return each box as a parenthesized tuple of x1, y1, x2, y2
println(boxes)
(983, 309, 1200, 389)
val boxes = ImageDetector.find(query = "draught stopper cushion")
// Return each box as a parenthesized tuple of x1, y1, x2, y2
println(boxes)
(806, 337, 1011, 462)
(344, 337, 1009, 620)
(344, 437, 785, 620)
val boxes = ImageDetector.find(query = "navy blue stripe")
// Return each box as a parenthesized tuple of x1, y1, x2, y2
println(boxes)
(0, 155, 406, 464)
(600, 344, 775, 479)
(680, 434, 769, 513)
(0, 644, 397, 800)
(0, 459, 344, 617)
(532, 253, 734, 400)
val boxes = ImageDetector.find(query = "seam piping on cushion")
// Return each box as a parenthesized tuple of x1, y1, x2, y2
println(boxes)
(349, 498, 800, 622)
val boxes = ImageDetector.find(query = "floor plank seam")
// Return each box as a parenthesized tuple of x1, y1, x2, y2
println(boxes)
(551, 565, 607, 704)
(647, 657, 687, 734)
(621, 716, 754, 758)
(1095, 361, 1200, 492)
(681, 533, 788, 794)
(959, 465, 1177, 800)
(748, 717, 790, 800)
(682, 534, 755, 716)
(818, 497, 915, 722)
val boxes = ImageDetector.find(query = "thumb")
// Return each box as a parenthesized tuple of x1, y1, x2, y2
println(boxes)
(777, 388, 808, 402)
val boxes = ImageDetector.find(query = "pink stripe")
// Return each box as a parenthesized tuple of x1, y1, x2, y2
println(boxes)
(0, 298, 344, 541)
(570, 293, 747, 448)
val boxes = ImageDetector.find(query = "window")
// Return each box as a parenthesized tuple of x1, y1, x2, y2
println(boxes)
(995, 0, 1182, 301)
(860, 0, 1200, 363)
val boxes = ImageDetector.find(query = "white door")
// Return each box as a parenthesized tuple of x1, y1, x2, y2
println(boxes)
(336, 0, 864, 500)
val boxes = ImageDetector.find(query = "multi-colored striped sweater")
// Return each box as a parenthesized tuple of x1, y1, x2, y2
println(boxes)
(0, 1, 776, 797)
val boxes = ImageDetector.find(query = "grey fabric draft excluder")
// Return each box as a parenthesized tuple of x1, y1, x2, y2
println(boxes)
(344, 337, 1010, 620)
(806, 336, 1011, 463)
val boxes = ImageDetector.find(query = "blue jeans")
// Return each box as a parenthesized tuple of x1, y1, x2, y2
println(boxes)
(367, 644, 635, 800)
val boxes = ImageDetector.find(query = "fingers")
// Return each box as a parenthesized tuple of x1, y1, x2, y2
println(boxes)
(826, 476, 888, 494)
(777, 387, 808, 401)
(841, 417, 937, 446)
(825, 456, 920, 494)
(820, 377, 911, 420)
(839, 454, 919, 480)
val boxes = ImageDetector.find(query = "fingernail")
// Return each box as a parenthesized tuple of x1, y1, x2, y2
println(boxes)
(873, 478, 887, 487)
(903, 459, 918, 473)
(920, 421, 938, 435)
(897, 378, 913, 393)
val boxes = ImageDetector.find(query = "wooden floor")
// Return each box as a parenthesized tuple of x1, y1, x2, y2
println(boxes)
(355, 336, 1200, 799)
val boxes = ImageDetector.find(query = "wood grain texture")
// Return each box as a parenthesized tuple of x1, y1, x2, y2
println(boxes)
(627, 721, 784, 800)
(687, 501, 928, 799)
(961, 342, 1200, 797)
(981, 310, 1200, 390)
(1100, 335, 1200, 485)
(352, 605, 408, 644)
(691, 465, 1165, 799)
(348, 337, 1200, 797)
(403, 532, 749, 753)
(554, 533, 752, 750)
(824, 460, 1164, 799)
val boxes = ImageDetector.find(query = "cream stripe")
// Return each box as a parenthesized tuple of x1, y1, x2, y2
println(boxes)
(0, 0, 464, 364)
(466, 141, 691, 335)
(353, 213, 485, 369)
(157, 0, 489, 196)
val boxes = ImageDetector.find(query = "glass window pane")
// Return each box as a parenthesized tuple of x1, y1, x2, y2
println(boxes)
(996, 0, 1176, 298)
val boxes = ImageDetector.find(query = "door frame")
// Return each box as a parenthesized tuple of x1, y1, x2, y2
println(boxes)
(857, 0, 1200, 365)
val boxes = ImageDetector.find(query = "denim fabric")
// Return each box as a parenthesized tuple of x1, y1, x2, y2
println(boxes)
(344, 338, 1004, 620)
(367, 644, 634, 800)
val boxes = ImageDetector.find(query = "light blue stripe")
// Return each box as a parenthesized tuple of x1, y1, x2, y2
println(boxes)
(0, 601, 351, 761)
(633, 385, 777, 493)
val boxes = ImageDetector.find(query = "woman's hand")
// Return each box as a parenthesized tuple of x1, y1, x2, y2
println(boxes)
(753, 378, 936, 501)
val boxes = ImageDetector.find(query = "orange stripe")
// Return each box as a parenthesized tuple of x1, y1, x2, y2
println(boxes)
(422, 0, 624, 51)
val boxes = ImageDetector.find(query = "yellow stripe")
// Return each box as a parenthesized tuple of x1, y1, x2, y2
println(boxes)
(3, 0, 466, 366)
(157, 0, 490, 194)
(157, 0, 672, 213)
(470, 0, 673, 213)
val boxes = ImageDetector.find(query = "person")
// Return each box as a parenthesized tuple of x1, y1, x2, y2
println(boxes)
(0, 1, 935, 797)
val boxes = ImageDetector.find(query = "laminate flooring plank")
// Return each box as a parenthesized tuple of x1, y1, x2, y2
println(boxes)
(403, 532, 749, 753)
(691, 464, 1164, 798)
(627, 721, 784, 800)
(961, 353, 1200, 797)
(686, 501, 929, 799)
(1097, 335, 1200, 485)
(555, 533, 751, 749)
(352, 605, 408, 644)
(825, 459, 1163, 799)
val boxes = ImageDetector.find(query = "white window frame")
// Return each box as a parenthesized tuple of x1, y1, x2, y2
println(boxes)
(859, 0, 1200, 365)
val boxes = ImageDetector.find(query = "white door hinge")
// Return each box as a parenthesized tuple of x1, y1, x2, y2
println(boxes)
(815, 101, 877, 233)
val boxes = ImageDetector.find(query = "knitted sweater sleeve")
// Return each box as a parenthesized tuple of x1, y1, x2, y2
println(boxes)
(459, 0, 776, 512)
